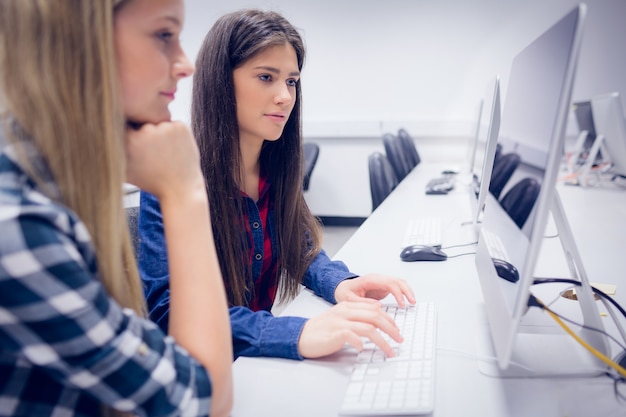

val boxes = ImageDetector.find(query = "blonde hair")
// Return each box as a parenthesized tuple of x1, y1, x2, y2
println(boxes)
(0, 0, 145, 314)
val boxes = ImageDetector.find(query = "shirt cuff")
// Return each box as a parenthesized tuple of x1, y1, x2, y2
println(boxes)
(259, 315, 308, 360)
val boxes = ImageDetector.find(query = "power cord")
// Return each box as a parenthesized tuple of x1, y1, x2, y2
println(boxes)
(529, 294, 626, 379)
(533, 278, 626, 345)
(527, 294, 626, 352)
(533, 278, 626, 319)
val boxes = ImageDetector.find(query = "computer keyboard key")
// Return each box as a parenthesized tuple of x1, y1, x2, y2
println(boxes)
(402, 217, 443, 248)
(339, 302, 436, 416)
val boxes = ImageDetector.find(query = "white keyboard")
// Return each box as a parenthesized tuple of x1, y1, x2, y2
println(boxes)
(481, 228, 511, 262)
(339, 302, 436, 416)
(402, 217, 443, 248)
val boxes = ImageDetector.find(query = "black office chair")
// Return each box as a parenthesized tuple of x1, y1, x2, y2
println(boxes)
(368, 152, 399, 211)
(494, 143, 503, 163)
(499, 177, 541, 229)
(489, 152, 521, 199)
(126, 205, 140, 256)
(382, 133, 411, 182)
(397, 128, 421, 167)
(302, 142, 320, 191)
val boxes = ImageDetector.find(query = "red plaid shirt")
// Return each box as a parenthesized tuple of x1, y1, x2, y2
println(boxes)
(241, 172, 279, 311)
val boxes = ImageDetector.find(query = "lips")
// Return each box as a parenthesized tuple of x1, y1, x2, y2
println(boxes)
(265, 112, 286, 122)
(160, 89, 177, 100)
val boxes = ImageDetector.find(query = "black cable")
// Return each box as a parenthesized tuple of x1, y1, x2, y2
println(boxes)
(613, 376, 626, 403)
(527, 294, 626, 352)
(533, 278, 626, 319)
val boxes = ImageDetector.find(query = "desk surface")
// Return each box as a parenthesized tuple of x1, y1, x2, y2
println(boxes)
(231, 162, 626, 417)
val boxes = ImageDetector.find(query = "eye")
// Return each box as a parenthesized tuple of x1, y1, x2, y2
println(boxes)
(259, 74, 272, 82)
(156, 30, 174, 43)
(286, 78, 298, 87)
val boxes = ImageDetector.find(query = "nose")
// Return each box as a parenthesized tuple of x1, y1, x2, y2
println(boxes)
(173, 48, 195, 79)
(274, 82, 293, 106)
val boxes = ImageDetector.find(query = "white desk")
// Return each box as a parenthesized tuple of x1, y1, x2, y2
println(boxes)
(231, 162, 626, 417)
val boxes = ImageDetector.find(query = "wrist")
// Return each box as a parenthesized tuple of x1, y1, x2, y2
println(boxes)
(159, 177, 207, 209)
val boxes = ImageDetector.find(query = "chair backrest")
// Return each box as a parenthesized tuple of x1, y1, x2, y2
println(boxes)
(499, 177, 541, 228)
(302, 142, 320, 191)
(382, 133, 411, 181)
(368, 152, 399, 211)
(489, 152, 521, 199)
(126, 205, 140, 257)
(494, 143, 503, 163)
(397, 128, 421, 167)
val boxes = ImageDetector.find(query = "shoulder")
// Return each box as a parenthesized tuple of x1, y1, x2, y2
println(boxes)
(0, 149, 95, 273)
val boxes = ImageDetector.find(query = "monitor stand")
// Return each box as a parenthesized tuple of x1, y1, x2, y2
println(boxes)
(564, 129, 589, 177)
(576, 133, 608, 187)
(478, 190, 610, 378)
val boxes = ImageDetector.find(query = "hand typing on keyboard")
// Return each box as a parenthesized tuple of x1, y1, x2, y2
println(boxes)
(340, 303, 437, 415)
(334, 273, 416, 308)
(298, 300, 405, 358)
(297, 273, 416, 359)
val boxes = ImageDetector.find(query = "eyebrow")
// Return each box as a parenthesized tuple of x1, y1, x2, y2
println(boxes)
(254, 66, 300, 77)
(157, 15, 182, 27)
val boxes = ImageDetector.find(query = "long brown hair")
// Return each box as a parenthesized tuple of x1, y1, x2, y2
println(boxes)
(0, 0, 145, 314)
(192, 9, 323, 306)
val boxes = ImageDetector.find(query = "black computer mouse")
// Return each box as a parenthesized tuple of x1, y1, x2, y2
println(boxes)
(425, 187, 450, 195)
(492, 258, 520, 283)
(400, 245, 448, 262)
(441, 169, 459, 175)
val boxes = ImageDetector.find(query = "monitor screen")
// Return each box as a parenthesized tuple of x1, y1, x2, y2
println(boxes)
(591, 91, 626, 177)
(470, 75, 501, 225)
(573, 101, 597, 144)
(474, 4, 606, 377)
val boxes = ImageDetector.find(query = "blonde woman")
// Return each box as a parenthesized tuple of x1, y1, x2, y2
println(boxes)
(0, 1, 232, 416)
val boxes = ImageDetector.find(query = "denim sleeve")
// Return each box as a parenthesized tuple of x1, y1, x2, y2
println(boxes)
(303, 249, 358, 304)
(137, 192, 308, 361)
(137, 191, 171, 333)
(230, 307, 306, 360)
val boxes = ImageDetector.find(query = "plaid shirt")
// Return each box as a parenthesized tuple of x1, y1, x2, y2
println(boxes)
(241, 172, 278, 312)
(0, 140, 212, 417)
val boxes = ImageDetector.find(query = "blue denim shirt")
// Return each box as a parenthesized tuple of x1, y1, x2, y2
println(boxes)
(137, 191, 357, 360)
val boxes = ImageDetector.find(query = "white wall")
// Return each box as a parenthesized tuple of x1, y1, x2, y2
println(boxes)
(173, 0, 626, 218)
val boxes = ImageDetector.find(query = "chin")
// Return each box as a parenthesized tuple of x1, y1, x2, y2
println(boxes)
(128, 111, 171, 125)
(265, 129, 286, 141)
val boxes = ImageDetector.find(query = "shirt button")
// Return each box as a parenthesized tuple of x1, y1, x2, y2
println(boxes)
(252, 221, 260, 229)
(255, 253, 262, 261)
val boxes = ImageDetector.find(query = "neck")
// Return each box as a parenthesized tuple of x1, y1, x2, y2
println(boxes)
(238, 135, 263, 200)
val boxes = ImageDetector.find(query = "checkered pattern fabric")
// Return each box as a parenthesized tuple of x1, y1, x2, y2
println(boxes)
(0, 141, 212, 417)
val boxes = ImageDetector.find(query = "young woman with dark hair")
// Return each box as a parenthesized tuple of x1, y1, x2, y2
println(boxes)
(139, 8, 415, 361)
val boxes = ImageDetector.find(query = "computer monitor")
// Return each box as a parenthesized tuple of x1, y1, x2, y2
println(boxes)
(590, 92, 626, 178)
(572, 100, 598, 159)
(466, 99, 484, 174)
(469, 75, 501, 225)
(475, 4, 610, 377)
